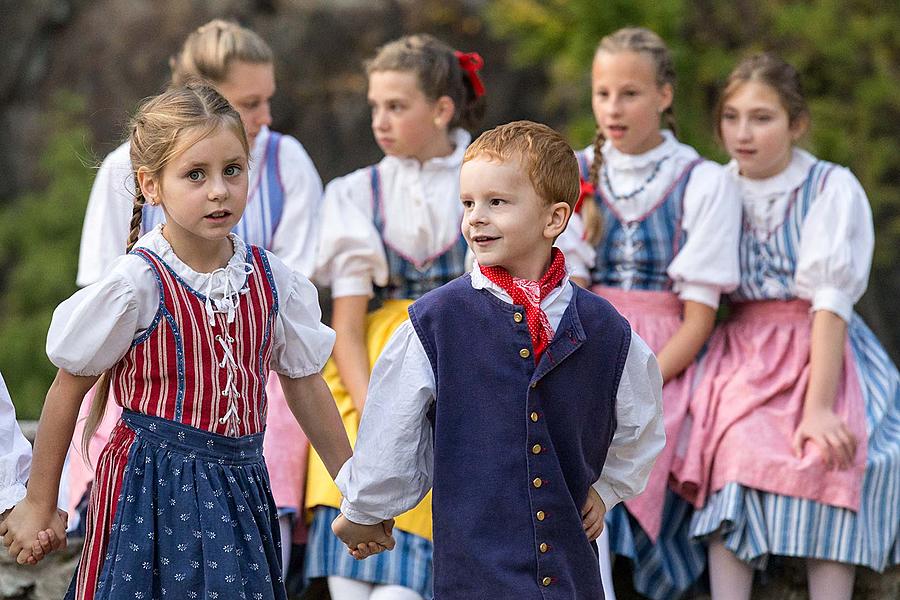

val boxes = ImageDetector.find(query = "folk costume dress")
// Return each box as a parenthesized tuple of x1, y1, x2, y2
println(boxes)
(672, 149, 900, 571)
(49, 227, 334, 600)
(305, 128, 471, 596)
(0, 372, 31, 514)
(336, 255, 665, 599)
(68, 126, 323, 528)
(558, 130, 742, 599)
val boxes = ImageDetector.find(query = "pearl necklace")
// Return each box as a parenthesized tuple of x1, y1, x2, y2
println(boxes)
(602, 155, 669, 201)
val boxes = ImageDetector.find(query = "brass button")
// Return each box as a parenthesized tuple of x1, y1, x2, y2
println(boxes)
(533, 477, 542, 488)
(519, 348, 531, 359)
(530, 412, 539, 422)
(542, 576, 552, 586)
(536, 510, 545, 521)
(513, 312, 523, 323)
(532, 443, 542, 454)
(539, 542, 549, 553)
(530, 380, 538, 389)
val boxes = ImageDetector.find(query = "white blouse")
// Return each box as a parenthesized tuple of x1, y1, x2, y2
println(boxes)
(0, 372, 30, 513)
(729, 148, 874, 323)
(76, 126, 323, 286)
(50, 226, 335, 379)
(314, 128, 471, 298)
(557, 131, 741, 309)
(335, 264, 665, 524)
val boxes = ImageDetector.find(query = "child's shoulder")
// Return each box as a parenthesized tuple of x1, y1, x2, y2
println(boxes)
(571, 284, 630, 331)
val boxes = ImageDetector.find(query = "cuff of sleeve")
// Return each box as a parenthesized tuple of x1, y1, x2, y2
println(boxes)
(676, 282, 721, 309)
(591, 479, 624, 514)
(271, 365, 322, 379)
(339, 499, 384, 526)
(331, 277, 374, 299)
(812, 287, 854, 323)
(0, 483, 27, 514)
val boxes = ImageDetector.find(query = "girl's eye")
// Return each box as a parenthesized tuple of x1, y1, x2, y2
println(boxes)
(187, 170, 204, 182)
(722, 113, 737, 121)
(595, 90, 609, 98)
(224, 165, 242, 177)
(243, 101, 260, 110)
(754, 114, 772, 122)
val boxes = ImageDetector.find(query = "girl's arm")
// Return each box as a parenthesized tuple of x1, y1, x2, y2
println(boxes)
(331, 295, 372, 412)
(791, 310, 857, 469)
(655, 300, 716, 383)
(278, 372, 352, 480)
(0, 370, 97, 564)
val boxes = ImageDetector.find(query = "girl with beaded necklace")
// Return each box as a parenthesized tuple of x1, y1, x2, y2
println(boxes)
(557, 27, 741, 600)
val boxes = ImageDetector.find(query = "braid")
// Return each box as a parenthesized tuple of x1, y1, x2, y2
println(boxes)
(664, 107, 677, 138)
(127, 174, 146, 252)
(582, 128, 605, 245)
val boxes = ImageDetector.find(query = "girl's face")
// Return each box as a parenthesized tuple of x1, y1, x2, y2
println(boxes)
(591, 50, 672, 155)
(140, 126, 248, 248)
(367, 69, 453, 163)
(217, 61, 276, 147)
(720, 80, 805, 180)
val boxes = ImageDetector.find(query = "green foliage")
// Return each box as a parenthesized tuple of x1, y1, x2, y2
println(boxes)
(0, 92, 94, 419)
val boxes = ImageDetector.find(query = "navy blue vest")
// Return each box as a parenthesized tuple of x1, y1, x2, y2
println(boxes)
(408, 276, 631, 599)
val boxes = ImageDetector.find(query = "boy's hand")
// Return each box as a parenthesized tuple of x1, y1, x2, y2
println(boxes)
(581, 487, 606, 541)
(0, 499, 67, 565)
(27, 510, 69, 565)
(331, 513, 395, 559)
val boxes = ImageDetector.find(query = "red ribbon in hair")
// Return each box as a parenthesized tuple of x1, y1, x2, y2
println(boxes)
(454, 50, 485, 98)
(575, 177, 596, 213)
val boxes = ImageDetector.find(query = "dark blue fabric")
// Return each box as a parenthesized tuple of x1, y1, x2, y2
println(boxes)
(408, 276, 631, 599)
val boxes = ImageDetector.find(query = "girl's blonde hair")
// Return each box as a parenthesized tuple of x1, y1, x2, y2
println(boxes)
(583, 27, 677, 244)
(82, 83, 248, 459)
(170, 19, 274, 86)
(365, 33, 486, 131)
(715, 52, 809, 141)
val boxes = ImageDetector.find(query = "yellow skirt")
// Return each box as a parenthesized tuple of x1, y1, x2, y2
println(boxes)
(305, 299, 433, 541)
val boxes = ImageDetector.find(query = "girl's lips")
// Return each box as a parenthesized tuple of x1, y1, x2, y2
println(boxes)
(606, 125, 627, 139)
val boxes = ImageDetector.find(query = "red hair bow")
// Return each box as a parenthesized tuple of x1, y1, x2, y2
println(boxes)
(575, 177, 595, 213)
(454, 50, 485, 98)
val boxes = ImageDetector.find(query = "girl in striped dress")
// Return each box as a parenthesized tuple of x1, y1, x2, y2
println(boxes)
(0, 84, 351, 600)
(69, 20, 324, 569)
(557, 27, 742, 600)
(672, 53, 900, 600)
(305, 34, 485, 600)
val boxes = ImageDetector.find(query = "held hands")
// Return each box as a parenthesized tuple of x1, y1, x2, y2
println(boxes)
(0, 498, 68, 565)
(331, 513, 396, 560)
(581, 487, 606, 542)
(792, 407, 858, 470)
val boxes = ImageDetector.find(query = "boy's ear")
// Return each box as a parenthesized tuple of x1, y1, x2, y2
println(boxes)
(545, 201, 572, 240)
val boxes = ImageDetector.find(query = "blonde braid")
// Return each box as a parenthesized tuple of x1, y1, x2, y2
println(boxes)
(581, 127, 605, 245)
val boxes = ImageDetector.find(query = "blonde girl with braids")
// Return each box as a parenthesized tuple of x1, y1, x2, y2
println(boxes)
(0, 83, 351, 599)
(306, 33, 485, 600)
(68, 20, 324, 570)
(556, 27, 741, 600)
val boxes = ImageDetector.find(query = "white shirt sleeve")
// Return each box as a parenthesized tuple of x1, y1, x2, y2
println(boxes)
(313, 170, 389, 298)
(77, 143, 134, 287)
(336, 320, 435, 524)
(593, 331, 665, 511)
(556, 212, 596, 281)
(0, 373, 31, 513)
(794, 166, 874, 323)
(266, 252, 336, 378)
(667, 161, 742, 309)
(269, 136, 323, 279)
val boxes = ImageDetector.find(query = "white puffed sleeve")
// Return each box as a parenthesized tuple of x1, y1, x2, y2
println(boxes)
(556, 212, 597, 282)
(313, 169, 389, 298)
(795, 166, 874, 323)
(667, 161, 742, 309)
(266, 252, 336, 378)
(269, 135, 324, 279)
(47, 256, 149, 376)
(76, 142, 134, 287)
(0, 373, 30, 513)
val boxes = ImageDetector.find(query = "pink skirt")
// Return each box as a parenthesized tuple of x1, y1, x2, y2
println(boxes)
(671, 300, 867, 512)
(593, 286, 692, 541)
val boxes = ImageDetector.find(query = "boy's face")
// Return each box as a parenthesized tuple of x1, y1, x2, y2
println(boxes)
(460, 154, 570, 280)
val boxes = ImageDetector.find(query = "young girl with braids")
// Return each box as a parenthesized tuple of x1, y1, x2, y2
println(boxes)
(68, 21, 323, 568)
(556, 27, 741, 600)
(672, 53, 899, 600)
(305, 34, 485, 600)
(0, 83, 351, 600)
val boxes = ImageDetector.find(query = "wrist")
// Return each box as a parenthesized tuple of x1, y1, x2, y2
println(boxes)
(23, 492, 58, 512)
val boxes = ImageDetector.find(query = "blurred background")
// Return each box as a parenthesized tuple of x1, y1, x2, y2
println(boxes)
(1, 0, 897, 422)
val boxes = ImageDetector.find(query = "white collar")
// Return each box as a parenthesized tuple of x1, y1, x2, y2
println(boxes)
(588, 129, 678, 171)
(726, 147, 817, 199)
(380, 128, 472, 171)
(470, 260, 571, 306)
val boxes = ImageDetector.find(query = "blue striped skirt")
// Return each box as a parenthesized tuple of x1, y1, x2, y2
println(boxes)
(606, 490, 707, 600)
(304, 506, 433, 599)
(691, 315, 900, 571)
(66, 411, 286, 600)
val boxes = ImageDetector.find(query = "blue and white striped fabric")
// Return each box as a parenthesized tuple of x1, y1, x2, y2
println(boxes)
(606, 490, 707, 600)
(369, 167, 468, 301)
(304, 506, 433, 599)
(142, 131, 285, 250)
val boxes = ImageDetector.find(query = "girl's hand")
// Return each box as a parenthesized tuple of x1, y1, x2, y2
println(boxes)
(581, 487, 606, 541)
(792, 408, 858, 470)
(26, 509, 69, 565)
(0, 498, 67, 565)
